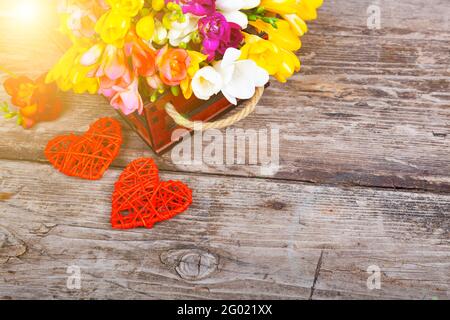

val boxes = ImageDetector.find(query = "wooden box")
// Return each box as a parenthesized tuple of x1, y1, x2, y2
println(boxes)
(116, 93, 235, 155)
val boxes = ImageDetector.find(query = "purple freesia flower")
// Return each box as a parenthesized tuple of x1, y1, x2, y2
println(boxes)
(168, 0, 215, 16)
(198, 12, 243, 60)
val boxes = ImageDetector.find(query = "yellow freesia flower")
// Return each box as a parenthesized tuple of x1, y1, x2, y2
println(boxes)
(297, 0, 323, 20)
(260, 0, 323, 19)
(282, 13, 308, 36)
(250, 19, 301, 52)
(151, 0, 165, 11)
(95, 10, 130, 47)
(107, 0, 144, 17)
(240, 34, 300, 83)
(46, 45, 99, 94)
(136, 15, 155, 41)
(240, 33, 282, 76)
(259, 0, 300, 15)
(180, 50, 207, 99)
(274, 48, 301, 83)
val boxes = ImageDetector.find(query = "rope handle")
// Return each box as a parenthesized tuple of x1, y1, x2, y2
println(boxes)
(164, 87, 264, 130)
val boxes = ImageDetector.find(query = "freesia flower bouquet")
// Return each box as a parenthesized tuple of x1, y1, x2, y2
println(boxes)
(46, 0, 322, 152)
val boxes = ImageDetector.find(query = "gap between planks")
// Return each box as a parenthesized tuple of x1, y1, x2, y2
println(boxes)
(1, 157, 450, 197)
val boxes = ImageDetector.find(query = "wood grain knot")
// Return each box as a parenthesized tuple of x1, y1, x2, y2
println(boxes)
(160, 249, 219, 281)
(0, 226, 27, 263)
(0, 193, 14, 202)
(265, 200, 286, 210)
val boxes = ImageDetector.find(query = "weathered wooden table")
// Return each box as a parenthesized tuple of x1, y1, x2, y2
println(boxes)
(0, 0, 448, 299)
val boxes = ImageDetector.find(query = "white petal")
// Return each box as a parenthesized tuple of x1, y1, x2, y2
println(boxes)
(192, 67, 223, 100)
(222, 11, 248, 29)
(215, 49, 268, 103)
(171, 19, 189, 30)
(223, 64, 256, 100)
(253, 65, 270, 87)
(223, 79, 255, 101)
(242, 0, 261, 9)
(221, 48, 241, 68)
(214, 60, 234, 86)
(216, 0, 242, 12)
(80, 44, 103, 66)
(236, 60, 269, 87)
(222, 91, 238, 105)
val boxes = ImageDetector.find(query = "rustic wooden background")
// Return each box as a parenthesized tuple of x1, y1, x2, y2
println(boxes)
(0, 0, 449, 299)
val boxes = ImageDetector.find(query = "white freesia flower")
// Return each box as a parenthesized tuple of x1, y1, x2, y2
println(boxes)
(216, 0, 261, 12)
(192, 66, 223, 100)
(216, 0, 261, 28)
(214, 48, 269, 105)
(192, 48, 269, 104)
(168, 14, 199, 47)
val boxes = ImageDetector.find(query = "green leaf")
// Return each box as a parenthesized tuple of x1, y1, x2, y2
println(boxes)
(256, 7, 265, 15)
(0, 102, 10, 113)
(150, 90, 159, 103)
(3, 112, 16, 119)
(170, 86, 180, 97)
(16, 114, 23, 126)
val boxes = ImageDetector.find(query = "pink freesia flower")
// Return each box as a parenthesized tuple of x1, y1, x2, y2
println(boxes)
(82, 44, 127, 81)
(156, 45, 190, 86)
(98, 68, 133, 99)
(168, 0, 215, 16)
(198, 12, 243, 60)
(146, 74, 164, 90)
(110, 79, 143, 115)
(124, 33, 157, 77)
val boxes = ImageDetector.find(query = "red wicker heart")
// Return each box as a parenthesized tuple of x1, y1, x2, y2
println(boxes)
(44, 118, 122, 180)
(111, 158, 192, 229)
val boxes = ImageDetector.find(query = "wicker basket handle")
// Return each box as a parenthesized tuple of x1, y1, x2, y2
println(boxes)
(164, 87, 264, 130)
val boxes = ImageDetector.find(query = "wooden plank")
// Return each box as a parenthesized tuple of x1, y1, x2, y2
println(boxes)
(0, 0, 449, 192)
(316, 0, 450, 40)
(0, 159, 448, 299)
